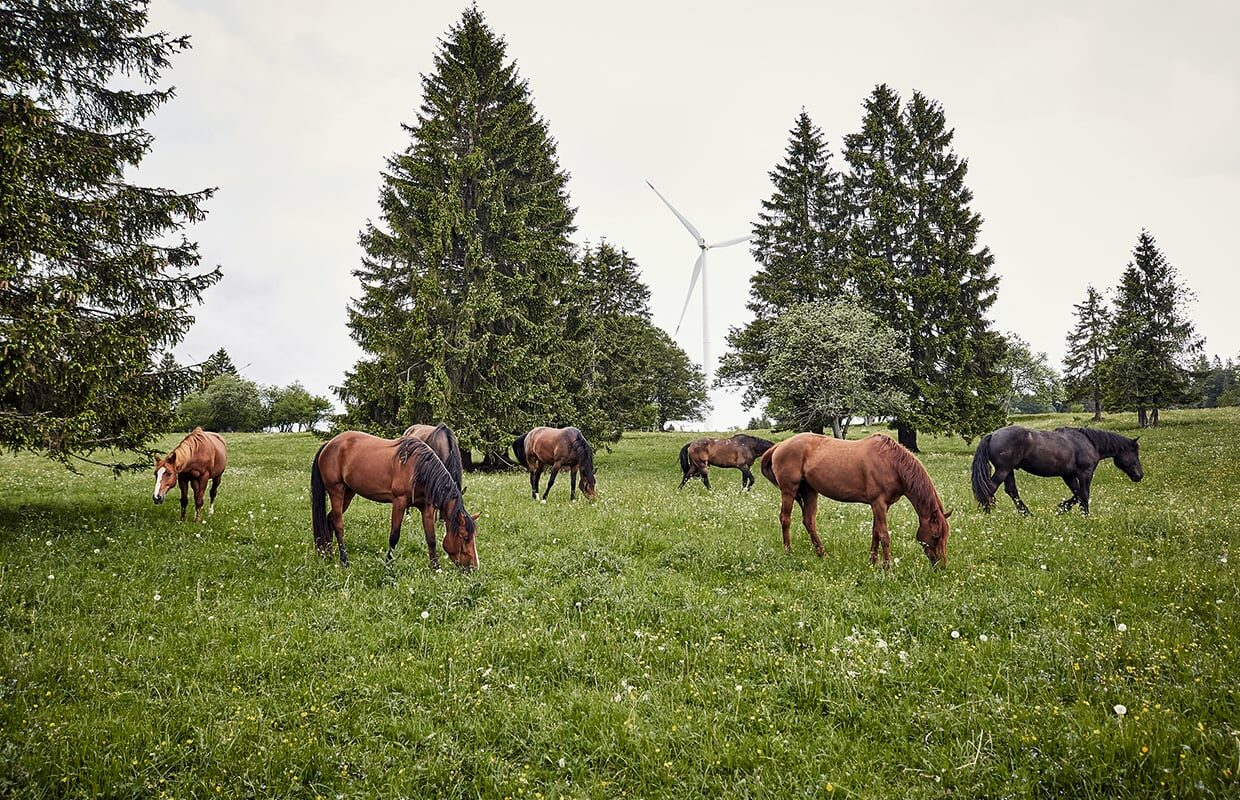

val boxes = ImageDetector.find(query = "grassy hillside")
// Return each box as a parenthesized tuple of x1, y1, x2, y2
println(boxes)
(1, 409, 1237, 798)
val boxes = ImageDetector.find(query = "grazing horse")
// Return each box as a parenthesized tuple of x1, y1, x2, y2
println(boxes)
(512, 426, 596, 501)
(310, 431, 479, 569)
(678, 433, 775, 490)
(153, 427, 227, 523)
(971, 425, 1143, 515)
(401, 423, 465, 491)
(761, 433, 951, 568)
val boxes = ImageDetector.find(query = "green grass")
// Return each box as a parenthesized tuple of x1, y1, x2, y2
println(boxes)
(1, 409, 1237, 798)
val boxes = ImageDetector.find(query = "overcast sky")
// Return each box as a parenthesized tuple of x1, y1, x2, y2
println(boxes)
(136, 0, 1239, 430)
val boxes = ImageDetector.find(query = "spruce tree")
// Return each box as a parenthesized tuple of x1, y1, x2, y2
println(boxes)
(338, 7, 577, 457)
(1103, 230, 1202, 426)
(843, 86, 1005, 449)
(1, 0, 220, 469)
(718, 111, 848, 410)
(1062, 285, 1112, 420)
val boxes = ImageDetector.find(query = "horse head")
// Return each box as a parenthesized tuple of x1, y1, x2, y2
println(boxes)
(1115, 437, 1144, 482)
(442, 498, 481, 571)
(580, 471, 597, 500)
(915, 509, 951, 568)
(152, 454, 179, 504)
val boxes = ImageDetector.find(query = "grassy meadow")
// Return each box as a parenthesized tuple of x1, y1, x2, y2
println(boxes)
(1, 409, 1237, 798)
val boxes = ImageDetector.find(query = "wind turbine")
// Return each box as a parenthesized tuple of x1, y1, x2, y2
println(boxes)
(647, 181, 750, 429)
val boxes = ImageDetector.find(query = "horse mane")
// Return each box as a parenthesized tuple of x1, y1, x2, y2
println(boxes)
(732, 434, 775, 453)
(428, 424, 464, 489)
(570, 428, 595, 480)
(169, 426, 209, 466)
(1076, 427, 1136, 456)
(395, 437, 465, 513)
(871, 435, 944, 519)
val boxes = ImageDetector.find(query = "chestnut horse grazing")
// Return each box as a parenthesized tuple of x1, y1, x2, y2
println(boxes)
(153, 427, 227, 523)
(971, 425, 1143, 515)
(761, 433, 951, 568)
(679, 434, 775, 490)
(310, 432, 478, 569)
(401, 423, 465, 491)
(512, 426, 596, 501)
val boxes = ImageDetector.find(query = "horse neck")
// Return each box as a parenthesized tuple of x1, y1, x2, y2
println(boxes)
(893, 450, 944, 521)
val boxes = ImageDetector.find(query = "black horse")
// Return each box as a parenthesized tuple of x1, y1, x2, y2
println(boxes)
(971, 425, 1144, 515)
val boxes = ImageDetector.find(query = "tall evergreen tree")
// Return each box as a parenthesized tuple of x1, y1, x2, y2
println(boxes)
(1103, 230, 1202, 426)
(1062, 285, 1112, 420)
(0, 0, 220, 469)
(199, 347, 238, 390)
(337, 7, 578, 458)
(718, 111, 848, 409)
(843, 86, 1005, 449)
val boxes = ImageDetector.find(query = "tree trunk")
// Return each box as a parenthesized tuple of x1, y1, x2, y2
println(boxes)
(1092, 389, 1103, 421)
(1137, 407, 1148, 428)
(897, 424, 919, 453)
(1151, 407, 1160, 426)
(830, 418, 843, 439)
(808, 424, 824, 435)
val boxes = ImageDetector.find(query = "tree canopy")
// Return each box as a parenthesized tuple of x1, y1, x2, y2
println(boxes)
(1, 0, 220, 469)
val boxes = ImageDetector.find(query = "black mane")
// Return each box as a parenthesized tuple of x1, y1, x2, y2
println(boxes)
(732, 434, 776, 455)
(427, 423, 464, 489)
(396, 437, 465, 513)
(570, 428, 595, 481)
(1075, 427, 1136, 457)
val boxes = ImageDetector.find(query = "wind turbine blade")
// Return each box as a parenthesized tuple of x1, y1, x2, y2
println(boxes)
(647, 181, 703, 243)
(708, 235, 752, 249)
(674, 252, 706, 335)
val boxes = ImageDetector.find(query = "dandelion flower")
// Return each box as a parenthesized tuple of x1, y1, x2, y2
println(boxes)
(1117, 623, 1127, 633)
(420, 610, 430, 620)
(950, 630, 961, 639)
(1114, 704, 1127, 716)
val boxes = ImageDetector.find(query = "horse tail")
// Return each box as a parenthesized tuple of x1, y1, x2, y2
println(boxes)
(971, 433, 996, 509)
(679, 442, 691, 476)
(760, 446, 778, 487)
(512, 431, 529, 468)
(310, 441, 331, 551)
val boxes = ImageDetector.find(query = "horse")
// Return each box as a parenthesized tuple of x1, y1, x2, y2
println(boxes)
(971, 425, 1143, 515)
(512, 426, 596, 501)
(761, 433, 951, 568)
(401, 423, 465, 491)
(153, 427, 228, 523)
(678, 433, 775, 490)
(310, 431, 479, 569)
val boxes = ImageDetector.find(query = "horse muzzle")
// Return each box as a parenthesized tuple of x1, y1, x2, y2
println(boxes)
(152, 493, 164, 505)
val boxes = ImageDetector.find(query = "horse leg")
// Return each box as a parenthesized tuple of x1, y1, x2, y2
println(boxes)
(870, 501, 892, 569)
(1000, 471, 1030, 515)
(421, 506, 440, 569)
(1057, 476, 1081, 513)
(192, 477, 207, 524)
(208, 475, 221, 516)
(541, 467, 561, 501)
(570, 468, 578, 501)
(387, 496, 407, 563)
(800, 491, 824, 557)
(329, 490, 349, 566)
(701, 466, 711, 490)
(530, 466, 543, 500)
(178, 476, 190, 522)
(741, 466, 754, 491)
(779, 489, 796, 553)
(1078, 469, 1095, 516)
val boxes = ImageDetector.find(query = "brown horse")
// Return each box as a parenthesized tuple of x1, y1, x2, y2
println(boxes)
(679, 433, 775, 490)
(401, 423, 465, 491)
(512, 426, 596, 501)
(760, 433, 951, 568)
(310, 431, 479, 569)
(153, 427, 227, 523)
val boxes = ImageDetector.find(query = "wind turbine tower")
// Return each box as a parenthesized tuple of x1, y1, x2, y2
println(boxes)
(647, 181, 751, 429)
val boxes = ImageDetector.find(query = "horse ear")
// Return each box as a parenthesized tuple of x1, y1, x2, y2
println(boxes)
(461, 486, 468, 495)
(470, 512, 481, 521)
(944, 509, 953, 519)
(167, 452, 176, 464)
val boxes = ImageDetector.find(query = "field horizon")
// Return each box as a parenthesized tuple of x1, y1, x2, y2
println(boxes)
(2, 409, 1237, 798)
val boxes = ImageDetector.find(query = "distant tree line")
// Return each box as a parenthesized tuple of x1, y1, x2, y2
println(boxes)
(166, 349, 332, 433)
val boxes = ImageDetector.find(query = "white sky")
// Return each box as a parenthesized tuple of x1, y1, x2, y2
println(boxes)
(136, 0, 1239, 430)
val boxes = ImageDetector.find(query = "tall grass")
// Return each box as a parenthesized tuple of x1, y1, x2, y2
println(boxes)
(1, 409, 1237, 798)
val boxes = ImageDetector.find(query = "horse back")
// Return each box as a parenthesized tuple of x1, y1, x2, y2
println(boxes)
(773, 433, 891, 503)
(319, 430, 408, 502)
(528, 426, 583, 467)
(204, 431, 228, 477)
